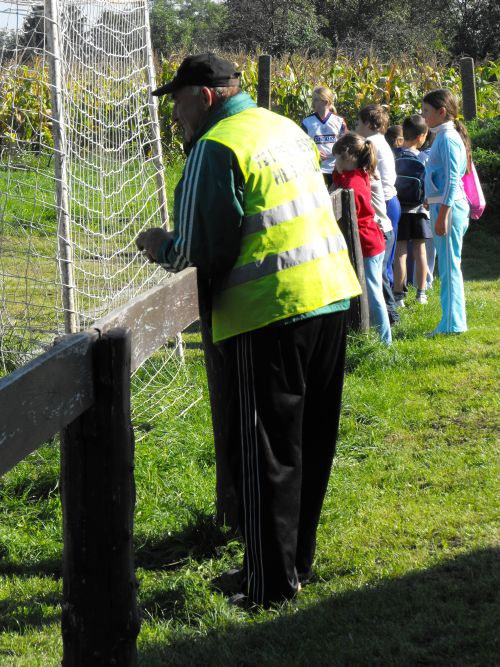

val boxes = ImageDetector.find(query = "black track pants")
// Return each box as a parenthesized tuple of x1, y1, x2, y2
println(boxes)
(220, 310, 347, 605)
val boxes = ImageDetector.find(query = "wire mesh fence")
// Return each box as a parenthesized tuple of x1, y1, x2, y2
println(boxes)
(0, 0, 200, 430)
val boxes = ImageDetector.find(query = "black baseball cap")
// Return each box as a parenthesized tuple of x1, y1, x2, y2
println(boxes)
(152, 53, 241, 97)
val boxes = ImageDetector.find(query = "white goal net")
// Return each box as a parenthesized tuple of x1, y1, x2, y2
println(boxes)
(0, 0, 199, 428)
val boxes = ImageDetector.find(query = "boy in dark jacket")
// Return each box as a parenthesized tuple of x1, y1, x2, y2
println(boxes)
(393, 114, 430, 306)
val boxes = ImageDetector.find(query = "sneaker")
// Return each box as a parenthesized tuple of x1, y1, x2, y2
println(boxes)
(393, 292, 405, 308)
(416, 291, 428, 304)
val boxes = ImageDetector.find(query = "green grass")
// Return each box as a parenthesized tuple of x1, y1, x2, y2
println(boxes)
(1, 209, 499, 666)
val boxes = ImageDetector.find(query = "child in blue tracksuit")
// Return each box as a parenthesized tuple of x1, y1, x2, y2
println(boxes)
(422, 89, 471, 335)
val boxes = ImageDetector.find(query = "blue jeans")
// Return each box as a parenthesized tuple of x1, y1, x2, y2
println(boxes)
(382, 196, 401, 323)
(364, 252, 392, 345)
(385, 196, 401, 286)
(431, 199, 469, 333)
(382, 230, 399, 324)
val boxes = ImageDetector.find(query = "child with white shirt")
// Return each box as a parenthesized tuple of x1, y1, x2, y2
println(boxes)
(301, 86, 348, 187)
(356, 104, 400, 325)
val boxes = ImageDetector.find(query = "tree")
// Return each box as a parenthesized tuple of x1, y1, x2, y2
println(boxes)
(315, 0, 454, 58)
(452, 0, 500, 59)
(60, 3, 88, 60)
(20, 3, 45, 55)
(89, 9, 138, 59)
(0, 29, 16, 63)
(314, 0, 499, 59)
(221, 0, 327, 55)
(150, 0, 226, 57)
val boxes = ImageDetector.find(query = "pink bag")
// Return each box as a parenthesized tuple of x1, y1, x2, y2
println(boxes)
(462, 161, 486, 220)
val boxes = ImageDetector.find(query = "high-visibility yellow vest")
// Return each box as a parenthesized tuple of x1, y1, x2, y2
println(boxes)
(201, 107, 361, 342)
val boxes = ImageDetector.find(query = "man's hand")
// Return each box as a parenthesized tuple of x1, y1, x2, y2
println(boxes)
(136, 228, 172, 262)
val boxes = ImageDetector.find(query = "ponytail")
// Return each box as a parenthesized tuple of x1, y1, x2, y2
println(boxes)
(333, 132, 378, 175)
(454, 119, 472, 173)
(359, 139, 378, 177)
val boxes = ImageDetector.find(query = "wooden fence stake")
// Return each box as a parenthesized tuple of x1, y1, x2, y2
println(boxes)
(257, 55, 272, 109)
(460, 57, 477, 121)
(338, 189, 369, 332)
(60, 328, 140, 666)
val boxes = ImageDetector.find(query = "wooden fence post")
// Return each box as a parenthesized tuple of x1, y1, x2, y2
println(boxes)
(257, 55, 272, 109)
(460, 57, 477, 121)
(338, 189, 370, 332)
(60, 328, 140, 666)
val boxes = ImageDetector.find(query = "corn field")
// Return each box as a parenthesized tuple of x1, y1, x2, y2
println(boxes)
(157, 53, 499, 153)
(1, 52, 499, 161)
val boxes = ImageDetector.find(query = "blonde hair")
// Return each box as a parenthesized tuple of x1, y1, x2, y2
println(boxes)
(312, 86, 336, 113)
(333, 132, 378, 178)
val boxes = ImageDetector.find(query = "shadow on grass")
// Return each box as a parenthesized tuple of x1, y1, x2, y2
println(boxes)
(0, 468, 59, 502)
(139, 547, 499, 666)
(0, 556, 61, 578)
(135, 511, 236, 571)
(182, 341, 204, 350)
(0, 512, 234, 579)
(0, 590, 60, 632)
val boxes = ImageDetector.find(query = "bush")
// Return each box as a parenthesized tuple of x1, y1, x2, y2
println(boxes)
(468, 117, 500, 152)
(468, 118, 499, 203)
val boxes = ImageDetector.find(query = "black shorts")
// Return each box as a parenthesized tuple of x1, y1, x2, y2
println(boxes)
(397, 213, 432, 241)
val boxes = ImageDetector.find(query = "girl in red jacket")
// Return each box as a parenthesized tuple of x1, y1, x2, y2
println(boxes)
(332, 133, 392, 344)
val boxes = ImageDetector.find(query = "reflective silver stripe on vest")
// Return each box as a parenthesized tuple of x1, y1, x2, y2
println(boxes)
(224, 233, 347, 289)
(243, 189, 332, 237)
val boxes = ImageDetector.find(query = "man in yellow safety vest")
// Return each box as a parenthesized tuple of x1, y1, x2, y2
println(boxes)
(136, 53, 361, 607)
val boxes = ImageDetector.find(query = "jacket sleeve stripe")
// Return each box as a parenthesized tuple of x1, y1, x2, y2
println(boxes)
(173, 141, 207, 270)
(184, 141, 207, 261)
(443, 135, 452, 203)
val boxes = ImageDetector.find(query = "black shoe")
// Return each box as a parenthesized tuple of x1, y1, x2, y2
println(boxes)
(211, 568, 246, 596)
(389, 313, 400, 326)
(227, 592, 254, 609)
(297, 570, 314, 586)
(228, 590, 299, 611)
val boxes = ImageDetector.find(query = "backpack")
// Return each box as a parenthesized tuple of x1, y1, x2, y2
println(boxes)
(394, 148, 426, 207)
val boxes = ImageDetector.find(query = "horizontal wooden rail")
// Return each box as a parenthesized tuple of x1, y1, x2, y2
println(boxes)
(0, 268, 199, 477)
(93, 268, 199, 372)
(0, 332, 98, 476)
